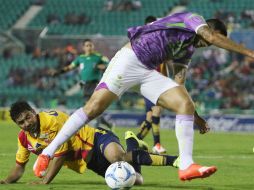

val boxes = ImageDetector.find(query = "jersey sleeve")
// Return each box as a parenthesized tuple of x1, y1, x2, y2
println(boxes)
(184, 13, 207, 33)
(100, 55, 109, 65)
(71, 56, 80, 67)
(16, 138, 30, 165)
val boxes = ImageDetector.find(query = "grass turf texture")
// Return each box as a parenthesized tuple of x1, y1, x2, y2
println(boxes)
(0, 120, 254, 190)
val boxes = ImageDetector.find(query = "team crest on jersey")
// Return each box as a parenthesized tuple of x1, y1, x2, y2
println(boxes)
(35, 143, 44, 154)
(35, 143, 42, 148)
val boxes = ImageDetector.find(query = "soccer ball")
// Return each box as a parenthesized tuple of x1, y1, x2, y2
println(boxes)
(105, 161, 136, 189)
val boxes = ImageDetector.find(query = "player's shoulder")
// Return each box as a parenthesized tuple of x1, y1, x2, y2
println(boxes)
(79, 54, 87, 58)
(18, 130, 26, 139)
(93, 51, 102, 56)
(39, 110, 68, 120)
(39, 111, 60, 128)
(18, 130, 28, 147)
(93, 52, 109, 62)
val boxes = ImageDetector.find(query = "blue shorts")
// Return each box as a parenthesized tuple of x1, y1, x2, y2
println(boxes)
(87, 130, 123, 177)
(144, 97, 155, 112)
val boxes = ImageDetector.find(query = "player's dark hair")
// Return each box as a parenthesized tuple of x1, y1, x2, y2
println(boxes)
(83, 38, 92, 44)
(206, 19, 227, 37)
(10, 101, 33, 122)
(145, 15, 157, 24)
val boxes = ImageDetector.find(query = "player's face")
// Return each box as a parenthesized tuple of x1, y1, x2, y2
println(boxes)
(15, 110, 38, 133)
(83, 41, 94, 54)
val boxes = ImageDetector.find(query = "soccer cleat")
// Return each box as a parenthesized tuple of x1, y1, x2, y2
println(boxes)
(178, 163, 217, 181)
(125, 131, 149, 150)
(33, 154, 51, 178)
(152, 143, 166, 154)
(173, 157, 180, 168)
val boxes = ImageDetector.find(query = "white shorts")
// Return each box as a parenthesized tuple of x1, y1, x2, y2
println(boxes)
(99, 47, 179, 104)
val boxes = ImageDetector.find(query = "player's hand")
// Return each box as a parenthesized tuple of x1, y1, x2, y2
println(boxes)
(194, 115, 210, 134)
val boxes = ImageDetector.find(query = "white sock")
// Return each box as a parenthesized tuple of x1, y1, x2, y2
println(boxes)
(175, 115, 194, 170)
(42, 108, 89, 157)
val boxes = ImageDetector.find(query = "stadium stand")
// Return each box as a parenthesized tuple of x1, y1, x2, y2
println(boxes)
(0, 0, 31, 30)
(1, 0, 254, 113)
(28, 0, 179, 35)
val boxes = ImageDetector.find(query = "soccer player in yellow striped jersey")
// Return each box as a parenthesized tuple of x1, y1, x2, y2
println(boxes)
(0, 101, 179, 185)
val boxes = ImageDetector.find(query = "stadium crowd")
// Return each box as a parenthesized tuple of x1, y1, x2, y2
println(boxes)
(2, 40, 254, 112)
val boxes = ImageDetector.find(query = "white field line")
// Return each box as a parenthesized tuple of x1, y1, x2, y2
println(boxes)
(195, 155, 254, 159)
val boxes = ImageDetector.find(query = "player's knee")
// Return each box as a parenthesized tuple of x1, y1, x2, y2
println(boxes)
(146, 111, 152, 122)
(135, 173, 144, 185)
(178, 99, 195, 114)
(151, 106, 161, 116)
(109, 152, 125, 163)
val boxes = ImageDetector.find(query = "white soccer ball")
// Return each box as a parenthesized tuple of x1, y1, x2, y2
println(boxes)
(105, 161, 136, 189)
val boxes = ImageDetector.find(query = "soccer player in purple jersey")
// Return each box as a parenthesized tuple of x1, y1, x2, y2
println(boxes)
(34, 12, 254, 181)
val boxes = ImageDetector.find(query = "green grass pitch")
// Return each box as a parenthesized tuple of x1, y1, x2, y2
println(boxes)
(0, 120, 254, 190)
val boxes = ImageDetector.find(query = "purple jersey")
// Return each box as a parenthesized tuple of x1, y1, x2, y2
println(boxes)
(128, 12, 207, 69)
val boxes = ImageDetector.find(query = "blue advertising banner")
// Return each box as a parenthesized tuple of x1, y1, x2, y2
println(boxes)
(103, 112, 254, 132)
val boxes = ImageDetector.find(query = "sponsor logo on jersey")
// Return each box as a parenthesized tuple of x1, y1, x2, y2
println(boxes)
(27, 144, 35, 151)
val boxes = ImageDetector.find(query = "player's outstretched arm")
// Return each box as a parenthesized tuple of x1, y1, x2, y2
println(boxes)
(97, 63, 106, 70)
(40, 155, 66, 184)
(0, 163, 26, 184)
(48, 64, 76, 77)
(197, 25, 254, 58)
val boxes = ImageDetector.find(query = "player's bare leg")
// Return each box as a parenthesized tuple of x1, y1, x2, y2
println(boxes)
(34, 89, 117, 177)
(157, 85, 217, 181)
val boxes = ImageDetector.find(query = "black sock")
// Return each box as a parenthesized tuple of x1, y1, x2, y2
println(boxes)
(132, 149, 177, 166)
(137, 120, 151, 140)
(126, 138, 141, 173)
(126, 138, 139, 152)
(152, 116, 160, 145)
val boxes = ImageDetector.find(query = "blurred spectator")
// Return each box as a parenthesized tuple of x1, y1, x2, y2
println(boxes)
(241, 10, 254, 27)
(64, 13, 90, 25)
(78, 13, 91, 24)
(64, 12, 79, 25)
(132, 0, 142, 10)
(64, 44, 77, 65)
(116, 0, 142, 11)
(2, 48, 12, 59)
(104, 0, 114, 11)
(32, 47, 42, 59)
(178, 0, 189, 6)
(32, 0, 45, 5)
(46, 14, 60, 25)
